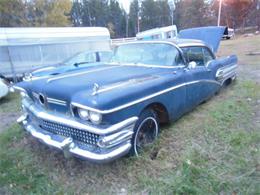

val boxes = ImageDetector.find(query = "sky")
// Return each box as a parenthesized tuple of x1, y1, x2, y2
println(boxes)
(117, 0, 132, 13)
(117, 0, 175, 13)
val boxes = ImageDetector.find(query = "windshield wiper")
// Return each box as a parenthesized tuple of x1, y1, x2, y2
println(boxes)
(73, 61, 91, 67)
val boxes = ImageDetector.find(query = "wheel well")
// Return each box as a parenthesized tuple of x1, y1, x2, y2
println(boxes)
(145, 103, 169, 124)
(223, 78, 232, 86)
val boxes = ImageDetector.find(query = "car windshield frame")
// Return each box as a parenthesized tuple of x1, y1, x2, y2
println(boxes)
(109, 42, 185, 67)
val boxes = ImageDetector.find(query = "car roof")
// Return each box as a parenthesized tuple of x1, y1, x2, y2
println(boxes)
(168, 38, 207, 47)
(147, 38, 208, 48)
(118, 38, 208, 48)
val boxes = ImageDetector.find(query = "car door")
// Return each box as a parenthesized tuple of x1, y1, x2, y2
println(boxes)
(182, 46, 217, 111)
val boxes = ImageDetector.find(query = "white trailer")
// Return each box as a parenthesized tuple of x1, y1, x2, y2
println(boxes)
(0, 27, 111, 80)
(0, 75, 9, 99)
(136, 25, 178, 40)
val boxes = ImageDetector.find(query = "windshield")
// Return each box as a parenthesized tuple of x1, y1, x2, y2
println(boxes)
(111, 43, 183, 66)
(63, 51, 112, 66)
(64, 51, 96, 66)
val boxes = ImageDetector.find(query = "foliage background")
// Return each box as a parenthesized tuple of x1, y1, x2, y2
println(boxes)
(0, 0, 259, 38)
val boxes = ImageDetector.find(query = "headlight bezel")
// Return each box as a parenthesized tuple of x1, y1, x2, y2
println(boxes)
(77, 107, 102, 125)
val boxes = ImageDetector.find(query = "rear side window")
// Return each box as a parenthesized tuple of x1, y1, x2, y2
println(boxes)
(203, 48, 214, 64)
(182, 46, 214, 66)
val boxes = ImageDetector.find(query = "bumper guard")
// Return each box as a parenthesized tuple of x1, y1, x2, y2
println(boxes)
(18, 98, 138, 163)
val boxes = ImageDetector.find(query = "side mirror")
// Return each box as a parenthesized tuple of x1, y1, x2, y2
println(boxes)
(188, 61, 197, 69)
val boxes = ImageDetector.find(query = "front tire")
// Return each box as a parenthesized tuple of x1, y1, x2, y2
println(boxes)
(130, 109, 159, 156)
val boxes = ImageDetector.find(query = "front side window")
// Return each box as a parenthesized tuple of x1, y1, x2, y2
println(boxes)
(182, 46, 214, 66)
(111, 43, 183, 66)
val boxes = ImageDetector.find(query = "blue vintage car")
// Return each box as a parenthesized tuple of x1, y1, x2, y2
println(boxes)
(25, 50, 112, 79)
(14, 27, 238, 163)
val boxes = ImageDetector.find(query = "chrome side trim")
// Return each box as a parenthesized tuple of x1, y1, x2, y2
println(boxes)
(32, 66, 56, 74)
(47, 97, 67, 106)
(107, 62, 185, 69)
(216, 64, 238, 84)
(93, 76, 160, 95)
(72, 79, 222, 114)
(22, 98, 138, 135)
(32, 92, 39, 99)
(97, 129, 134, 148)
(29, 75, 52, 81)
(13, 85, 26, 92)
(47, 66, 118, 83)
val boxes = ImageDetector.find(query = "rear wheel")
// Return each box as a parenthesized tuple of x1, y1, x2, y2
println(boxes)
(130, 109, 159, 156)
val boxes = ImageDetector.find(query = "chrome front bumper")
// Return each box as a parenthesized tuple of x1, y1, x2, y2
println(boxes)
(18, 98, 138, 163)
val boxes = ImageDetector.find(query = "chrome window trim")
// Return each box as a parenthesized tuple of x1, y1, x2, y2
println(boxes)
(72, 79, 222, 114)
(178, 42, 210, 49)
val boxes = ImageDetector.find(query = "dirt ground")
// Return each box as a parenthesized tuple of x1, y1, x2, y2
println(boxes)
(218, 34, 260, 82)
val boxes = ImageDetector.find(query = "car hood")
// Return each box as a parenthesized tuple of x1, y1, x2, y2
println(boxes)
(31, 62, 101, 77)
(17, 64, 182, 111)
(178, 26, 227, 53)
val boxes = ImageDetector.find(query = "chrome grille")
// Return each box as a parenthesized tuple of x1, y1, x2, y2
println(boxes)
(40, 120, 99, 146)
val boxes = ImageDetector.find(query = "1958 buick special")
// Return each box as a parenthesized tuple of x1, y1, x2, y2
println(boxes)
(14, 27, 238, 163)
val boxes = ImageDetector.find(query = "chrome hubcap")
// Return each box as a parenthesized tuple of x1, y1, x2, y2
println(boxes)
(134, 117, 158, 156)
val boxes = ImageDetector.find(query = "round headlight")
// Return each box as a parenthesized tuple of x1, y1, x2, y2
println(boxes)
(78, 108, 89, 120)
(89, 111, 102, 124)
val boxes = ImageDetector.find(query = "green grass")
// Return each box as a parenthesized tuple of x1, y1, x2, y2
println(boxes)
(0, 125, 68, 194)
(0, 92, 20, 113)
(0, 80, 259, 194)
(135, 80, 260, 194)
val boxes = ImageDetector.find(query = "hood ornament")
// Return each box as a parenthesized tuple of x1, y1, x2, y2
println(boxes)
(23, 72, 33, 82)
(92, 83, 99, 96)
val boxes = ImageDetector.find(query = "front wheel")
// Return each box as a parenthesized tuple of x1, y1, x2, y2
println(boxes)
(130, 109, 159, 156)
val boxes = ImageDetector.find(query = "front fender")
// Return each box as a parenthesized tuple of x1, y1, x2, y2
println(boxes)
(71, 71, 186, 124)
